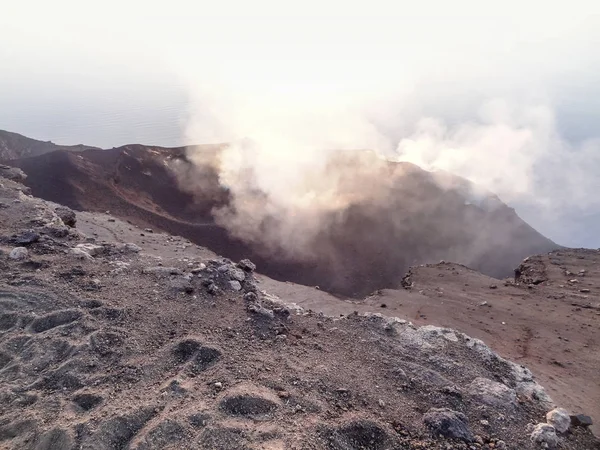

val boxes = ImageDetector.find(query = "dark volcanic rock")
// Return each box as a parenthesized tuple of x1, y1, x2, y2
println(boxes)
(55, 206, 77, 227)
(423, 407, 473, 442)
(571, 414, 593, 428)
(13, 230, 40, 245)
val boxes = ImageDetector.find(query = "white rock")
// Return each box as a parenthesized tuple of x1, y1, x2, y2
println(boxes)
(9, 247, 28, 260)
(75, 243, 103, 257)
(546, 408, 570, 433)
(531, 423, 558, 448)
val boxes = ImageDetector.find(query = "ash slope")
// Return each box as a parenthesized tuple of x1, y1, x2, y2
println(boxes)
(5, 136, 558, 298)
(0, 175, 597, 449)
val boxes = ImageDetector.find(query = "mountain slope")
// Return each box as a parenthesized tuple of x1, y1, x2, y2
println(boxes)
(0, 129, 99, 161)
(6, 137, 559, 297)
(0, 171, 597, 449)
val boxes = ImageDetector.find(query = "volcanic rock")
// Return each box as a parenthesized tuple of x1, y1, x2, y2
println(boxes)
(55, 206, 76, 227)
(547, 408, 571, 433)
(531, 423, 559, 448)
(422, 407, 473, 442)
(9, 247, 28, 260)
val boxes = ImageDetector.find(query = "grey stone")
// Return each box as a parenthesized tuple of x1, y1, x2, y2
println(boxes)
(9, 247, 28, 260)
(238, 259, 256, 272)
(228, 268, 246, 282)
(43, 225, 69, 238)
(247, 303, 274, 319)
(243, 292, 258, 302)
(546, 408, 570, 433)
(207, 283, 219, 295)
(530, 423, 558, 448)
(228, 280, 242, 291)
(122, 243, 141, 253)
(75, 243, 104, 257)
(422, 407, 473, 442)
(170, 278, 194, 294)
(143, 267, 183, 276)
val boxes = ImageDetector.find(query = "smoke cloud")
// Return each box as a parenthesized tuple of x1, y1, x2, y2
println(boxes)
(167, 1, 600, 249)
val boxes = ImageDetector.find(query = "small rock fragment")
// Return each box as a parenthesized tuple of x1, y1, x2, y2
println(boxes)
(207, 283, 219, 295)
(143, 267, 183, 276)
(191, 264, 207, 274)
(247, 303, 274, 319)
(243, 292, 258, 303)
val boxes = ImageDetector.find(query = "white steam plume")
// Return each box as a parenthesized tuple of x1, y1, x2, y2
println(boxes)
(166, 1, 600, 249)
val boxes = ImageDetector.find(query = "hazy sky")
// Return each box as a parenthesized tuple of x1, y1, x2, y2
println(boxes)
(1, 0, 600, 247)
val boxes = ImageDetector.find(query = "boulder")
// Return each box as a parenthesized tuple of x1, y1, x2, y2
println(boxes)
(530, 423, 558, 448)
(546, 408, 570, 433)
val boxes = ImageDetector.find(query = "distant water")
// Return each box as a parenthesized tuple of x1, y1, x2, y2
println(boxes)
(0, 83, 189, 149)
